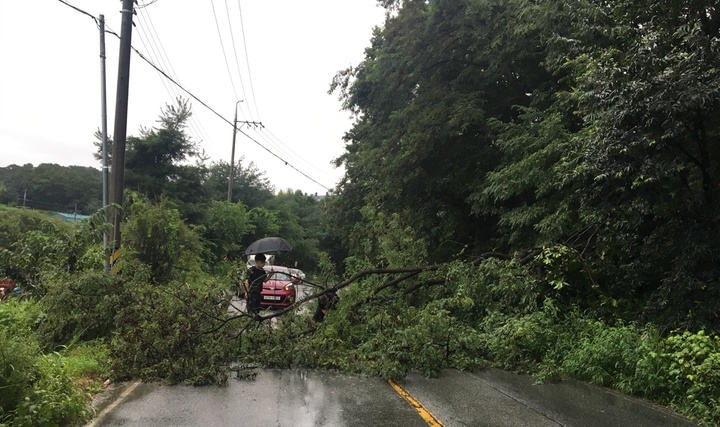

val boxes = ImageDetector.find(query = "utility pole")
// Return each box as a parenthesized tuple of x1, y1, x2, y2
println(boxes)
(99, 14, 110, 272)
(227, 100, 243, 203)
(227, 100, 263, 203)
(109, 0, 135, 267)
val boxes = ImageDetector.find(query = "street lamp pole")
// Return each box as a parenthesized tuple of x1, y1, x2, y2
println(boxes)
(227, 100, 243, 203)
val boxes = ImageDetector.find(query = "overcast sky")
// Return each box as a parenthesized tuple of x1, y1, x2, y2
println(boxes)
(0, 0, 385, 195)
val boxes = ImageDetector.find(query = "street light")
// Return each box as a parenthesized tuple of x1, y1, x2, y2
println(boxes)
(227, 100, 244, 202)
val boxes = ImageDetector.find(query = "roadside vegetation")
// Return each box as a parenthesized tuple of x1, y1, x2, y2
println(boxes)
(2, 1, 720, 425)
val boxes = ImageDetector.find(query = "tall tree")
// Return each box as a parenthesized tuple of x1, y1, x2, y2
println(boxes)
(123, 98, 199, 201)
(203, 160, 274, 209)
(331, 0, 556, 260)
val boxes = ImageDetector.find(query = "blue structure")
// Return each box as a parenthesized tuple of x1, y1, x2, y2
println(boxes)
(52, 212, 90, 223)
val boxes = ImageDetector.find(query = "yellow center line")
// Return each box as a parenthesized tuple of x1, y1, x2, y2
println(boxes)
(388, 379, 445, 427)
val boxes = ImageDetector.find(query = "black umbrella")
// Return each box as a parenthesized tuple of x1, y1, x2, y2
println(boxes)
(244, 237, 293, 255)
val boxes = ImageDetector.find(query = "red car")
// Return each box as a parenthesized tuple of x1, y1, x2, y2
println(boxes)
(260, 266, 300, 308)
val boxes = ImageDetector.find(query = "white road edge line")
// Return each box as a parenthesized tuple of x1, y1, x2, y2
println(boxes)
(85, 381, 142, 427)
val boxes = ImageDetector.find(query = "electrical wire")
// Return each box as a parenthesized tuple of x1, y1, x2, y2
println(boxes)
(243, 126, 335, 183)
(136, 0, 159, 9)
(237, 0, 261, 120)
(135, 24, 202, 145)
(57, 0, 97, 23)
(210, 0, 240, 102)
(55, 0, 333, 191)
(261, 128, 338, 181)
(224, 0, 253, 121)
(127, 48, 331, 190)
(140, 0, 326, 186)
(136, 7, 211, 144)
(134, 15, 204, 145)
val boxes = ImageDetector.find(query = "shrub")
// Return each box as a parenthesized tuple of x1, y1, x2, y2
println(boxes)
(0, 329, 39, 420)
(12, 353, 90, 427)
(0, 300, 44, 334)
(121, 198, 204, 283)
(0, 209, 75, 290)
(110, 280, 236, 385)
(653, 331, 720, 423)
(36, 272, 123, 349)
(558, 319, 645, 389)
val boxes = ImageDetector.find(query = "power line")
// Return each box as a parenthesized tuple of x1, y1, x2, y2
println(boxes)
(55, 0, 332, 191)
(261, 128, 338, 181)
(141, 6, 214, 143)
(224, 0, 253, 121)
(135, 7, 209, 144)
(237, 0, 261, 120)
(129, 49, 331, 189)
(136, 0, 160, 8)
(116, 45, 332, 190)
(210, 0, 240, 102)
(57, 0, 97, 22)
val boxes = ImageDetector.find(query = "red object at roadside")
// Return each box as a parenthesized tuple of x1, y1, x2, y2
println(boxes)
(0, 278, 16, 292)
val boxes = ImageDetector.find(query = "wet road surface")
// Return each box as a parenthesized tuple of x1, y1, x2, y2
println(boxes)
(399, 369, 695, 427)
(95, 370, 420, 427)
(94, 369, 696, 427)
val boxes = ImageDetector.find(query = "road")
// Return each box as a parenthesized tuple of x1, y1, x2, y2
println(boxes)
(92, 369, 696, 427)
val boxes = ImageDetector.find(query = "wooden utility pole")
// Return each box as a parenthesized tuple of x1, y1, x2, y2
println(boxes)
(109, 0, 135, 264)
(99, 14, 110, 272)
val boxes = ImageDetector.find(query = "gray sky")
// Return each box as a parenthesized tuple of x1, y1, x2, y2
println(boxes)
(0, 0, 385, 195)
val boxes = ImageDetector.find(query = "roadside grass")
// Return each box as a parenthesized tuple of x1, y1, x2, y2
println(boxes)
(63, 341, 112, 396)
(0, 299, 111, 427)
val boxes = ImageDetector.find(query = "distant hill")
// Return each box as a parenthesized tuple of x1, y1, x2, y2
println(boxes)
(0, 163, 102, 215)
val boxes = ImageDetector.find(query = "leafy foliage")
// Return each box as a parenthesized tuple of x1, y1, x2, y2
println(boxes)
(0, 300, 93, 427)
(36, 272, 122, 349)
(110, 280, 237, 385)
(201, 201, 254, 263)
(120, 196, 203, 283)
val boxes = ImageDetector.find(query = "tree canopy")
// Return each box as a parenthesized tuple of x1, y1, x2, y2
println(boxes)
(329, 0, 720, 329)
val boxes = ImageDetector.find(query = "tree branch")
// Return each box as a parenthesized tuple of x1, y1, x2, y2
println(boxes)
(403, 278, 446, 295)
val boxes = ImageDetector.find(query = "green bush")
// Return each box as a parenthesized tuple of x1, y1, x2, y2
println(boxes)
(0, 209, 74, 293)
(557, 319, 645, 389)
(121, 197, 204, 283)
(12, 353, 90, 427)
(478, 303, 559, 372)
(0, 329, 40, 420)
(111, 280, 236, 385)
(0, 300, 44, 334)
(649, 331, 720, 423)
(36, 271, 123, 349)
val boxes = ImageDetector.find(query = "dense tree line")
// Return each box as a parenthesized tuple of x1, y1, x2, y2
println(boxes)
(0, 164, 103, 214)
(328, 0, 720, 331)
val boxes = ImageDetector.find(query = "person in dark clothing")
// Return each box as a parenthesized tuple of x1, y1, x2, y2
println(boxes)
(243, 253, 273, 315)
(312, 290, 339, 323)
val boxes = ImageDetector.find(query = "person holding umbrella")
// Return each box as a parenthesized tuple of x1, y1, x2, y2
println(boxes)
(243, 253, 273, 316)
(242, 237, 293, 316)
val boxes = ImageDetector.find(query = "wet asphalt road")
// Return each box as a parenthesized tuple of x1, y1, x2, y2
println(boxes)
(96, 370, 419, 427)
(94, 369, 696, 427)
